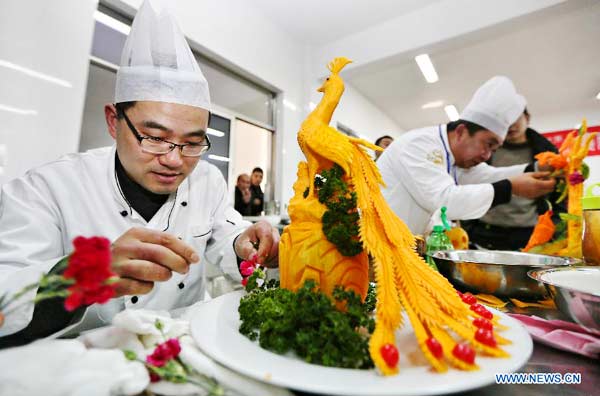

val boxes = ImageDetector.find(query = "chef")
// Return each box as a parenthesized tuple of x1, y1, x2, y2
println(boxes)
(0, 0, 278, 343)
(377, 76, 556, 235)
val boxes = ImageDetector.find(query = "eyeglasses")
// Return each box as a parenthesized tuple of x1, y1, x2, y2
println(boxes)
(115, 104, 211, 157)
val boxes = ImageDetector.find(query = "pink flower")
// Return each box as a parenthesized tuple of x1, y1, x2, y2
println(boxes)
(240, 260, 257, 276)
(569, 171, 584, 185)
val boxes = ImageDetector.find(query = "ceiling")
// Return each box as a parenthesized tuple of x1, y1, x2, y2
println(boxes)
(340, 1, 600, 131)
(252, 0, 442, 45)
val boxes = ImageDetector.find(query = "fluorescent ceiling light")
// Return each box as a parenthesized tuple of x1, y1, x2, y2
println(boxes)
(207, 128, 225, 137)
(208, 154, 230, 162)
(596, 91, 600, 100)
(415, 54, 439, 83)
(444, 105, 459, 121)
(94, 10, 131, 35)
(283, 99, 297, 112)
(0, 103, 37, 116)
(421, 100, 444, 109)
(0, 59, 72, 88)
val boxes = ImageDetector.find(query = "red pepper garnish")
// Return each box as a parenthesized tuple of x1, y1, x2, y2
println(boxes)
(461, 293, 477, 305)
(475, 328, 497, 347)
(473, 317, 493, 331)
(426, 337, 443, 359)
(452, 343, 475, 364)
(470, 303, 493, 320)
(380, 343, 399, 368)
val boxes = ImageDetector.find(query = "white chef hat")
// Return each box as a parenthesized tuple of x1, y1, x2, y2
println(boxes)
(114, 0, 210, 110)
(459, 76, 526, 140)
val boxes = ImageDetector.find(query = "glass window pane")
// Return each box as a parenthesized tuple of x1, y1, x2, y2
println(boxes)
(195, 55, 274, 127)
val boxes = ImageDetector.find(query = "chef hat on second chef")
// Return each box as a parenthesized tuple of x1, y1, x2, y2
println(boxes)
(114, 0, 210, 110)
(459, 76, 526, 140)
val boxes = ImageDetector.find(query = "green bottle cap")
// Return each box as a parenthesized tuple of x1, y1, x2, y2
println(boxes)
(433, 225, 445, 233)
(582, 183, 600, 210)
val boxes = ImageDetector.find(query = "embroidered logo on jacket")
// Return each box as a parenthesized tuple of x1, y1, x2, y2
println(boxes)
(427, 149, 444, 165)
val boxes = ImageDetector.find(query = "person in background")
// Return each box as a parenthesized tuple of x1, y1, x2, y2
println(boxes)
(249, 167, 265, 216)
(377, 76, 556, 235)
(234, 173, 252, 215)
(0, 0, 279, 345)
(374, 135, 394, 160)
(463, 108, 563, 250)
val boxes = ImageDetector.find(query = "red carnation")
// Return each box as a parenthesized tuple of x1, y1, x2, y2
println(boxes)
(146, 338, 182, 367)
(62, 236, 117, 311)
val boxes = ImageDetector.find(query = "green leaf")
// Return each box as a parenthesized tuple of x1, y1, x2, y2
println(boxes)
(123, 350, 137, 361)
(559, 213, 581, 222)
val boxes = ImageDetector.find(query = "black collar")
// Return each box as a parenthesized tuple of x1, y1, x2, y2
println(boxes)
(115, 154, 169, 222)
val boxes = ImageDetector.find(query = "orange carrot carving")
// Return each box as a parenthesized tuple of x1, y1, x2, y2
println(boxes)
(523, 210, 555, 251)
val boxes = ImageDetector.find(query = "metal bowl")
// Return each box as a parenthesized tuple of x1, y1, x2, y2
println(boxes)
(528, 266, 600, 331)
(430, 250, 581, 300)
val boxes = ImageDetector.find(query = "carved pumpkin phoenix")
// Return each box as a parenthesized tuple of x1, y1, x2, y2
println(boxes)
(279, 57, 510, 375)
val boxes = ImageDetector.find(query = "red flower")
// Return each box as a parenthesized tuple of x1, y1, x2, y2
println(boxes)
(149, 372, 161, 383)
(63, 236, 117, 311)
(569, 171, 584, 185)
(146, 338, 182, 367)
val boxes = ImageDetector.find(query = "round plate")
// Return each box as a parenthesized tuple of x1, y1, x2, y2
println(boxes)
(190, 291, 533, 396)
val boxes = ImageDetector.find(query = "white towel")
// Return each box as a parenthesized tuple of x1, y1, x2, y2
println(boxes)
(0, 339, 148, 396)
(81, 308, 292, 396)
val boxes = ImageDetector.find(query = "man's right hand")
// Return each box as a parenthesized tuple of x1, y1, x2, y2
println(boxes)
(509, 172, 556, 199)
(110, 227, 199, 297)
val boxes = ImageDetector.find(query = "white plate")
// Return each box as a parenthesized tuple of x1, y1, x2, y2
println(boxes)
(190, 291, 533, 396)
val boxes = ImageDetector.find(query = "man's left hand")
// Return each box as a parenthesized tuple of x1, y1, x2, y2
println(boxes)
(234, 220, 279, 268)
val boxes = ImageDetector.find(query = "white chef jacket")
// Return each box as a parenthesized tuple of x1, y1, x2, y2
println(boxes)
(378, 125, 528, 235)
(0, 146, 249, 337)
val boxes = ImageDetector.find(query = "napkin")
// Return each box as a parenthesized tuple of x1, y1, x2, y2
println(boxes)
(0, 339, 148, 396)
(508, 314, 600, 359)
(81, 308, 293, 396)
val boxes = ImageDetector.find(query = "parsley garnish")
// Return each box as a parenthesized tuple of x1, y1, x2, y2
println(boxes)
(314, 164, 363, 256)
(238, 280, 375, 369)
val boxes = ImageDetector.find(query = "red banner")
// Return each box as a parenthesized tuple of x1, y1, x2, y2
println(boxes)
(542, 126, 600, 156)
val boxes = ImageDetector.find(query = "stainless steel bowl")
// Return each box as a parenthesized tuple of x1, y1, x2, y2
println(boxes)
(430, 250, 581, 300)
(529, 266, 600, 331)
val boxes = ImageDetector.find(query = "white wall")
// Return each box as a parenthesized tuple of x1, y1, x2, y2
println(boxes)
(0, 0, 98, 184)
(532, 106, 600, 187)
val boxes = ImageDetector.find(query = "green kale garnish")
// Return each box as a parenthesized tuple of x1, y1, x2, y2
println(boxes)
(314, 164, 363, 256)
(238, 280, 375, 369)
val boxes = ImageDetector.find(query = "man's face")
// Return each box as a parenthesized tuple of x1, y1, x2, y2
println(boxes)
(377, 137, 393, 150)
(375, 137, 393, 159)
(506, 113, 529, 144)
(237, 174, 251, 190)
(453, 126, 502, 169)
(108, 101, 210, 194)
(251, 171, 263, 186)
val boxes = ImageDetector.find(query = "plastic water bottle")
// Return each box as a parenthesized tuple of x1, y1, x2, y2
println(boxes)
(426, 225, 454, 270)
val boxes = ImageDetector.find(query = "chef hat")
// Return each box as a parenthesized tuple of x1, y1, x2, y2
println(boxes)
(459, 76, 526, 140)
(114, 0, 210, 110)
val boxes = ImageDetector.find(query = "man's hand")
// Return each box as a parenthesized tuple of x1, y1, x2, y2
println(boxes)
(111, 227, 200, 297)
(510, 172, 556, 199)
(234, 220, 279, 268)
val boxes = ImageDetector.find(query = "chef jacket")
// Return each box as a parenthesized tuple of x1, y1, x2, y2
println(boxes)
(377, 124, 527, 235)
(0, 146, 249, 337)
